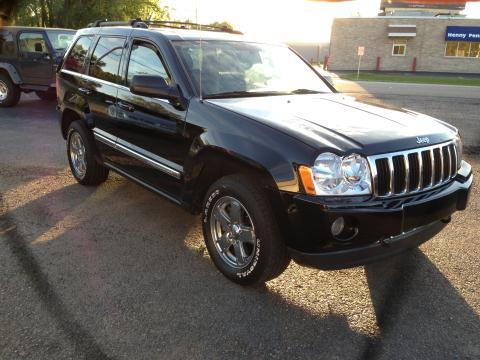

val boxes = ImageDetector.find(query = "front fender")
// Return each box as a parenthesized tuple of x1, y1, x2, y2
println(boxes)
(0, 62, 22, 84)
(187, 131, 301, 193)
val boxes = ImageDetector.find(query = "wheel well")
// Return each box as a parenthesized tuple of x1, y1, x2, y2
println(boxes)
(0, 68, 12, 82)
(61, 109, 81, 139)
(189, 151, 279, 214)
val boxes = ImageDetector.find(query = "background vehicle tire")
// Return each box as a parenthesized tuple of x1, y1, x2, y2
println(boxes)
(36, 90, 56, 101)
(67, 121, 109, 186)
(0, 73, 21, 108)
(202, 175, 290, 285)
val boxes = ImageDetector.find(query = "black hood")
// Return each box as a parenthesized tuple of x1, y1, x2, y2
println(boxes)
(208, 94, 457, 155)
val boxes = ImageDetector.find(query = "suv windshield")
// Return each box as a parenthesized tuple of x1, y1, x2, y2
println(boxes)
(174, 40, 332, 98)
(46, 31, 74, 52)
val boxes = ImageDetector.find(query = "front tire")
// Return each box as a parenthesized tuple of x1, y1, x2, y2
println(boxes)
(0, 73, 21, 108)
(202, 175, 290, 285)
(67, 121, 109, 186)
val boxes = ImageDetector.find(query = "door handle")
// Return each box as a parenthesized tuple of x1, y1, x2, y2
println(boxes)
(118, 102, 135, 112)
(78, 87, 93, 95)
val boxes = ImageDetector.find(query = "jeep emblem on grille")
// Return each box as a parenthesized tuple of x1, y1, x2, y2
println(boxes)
(416, 136, 430, 144)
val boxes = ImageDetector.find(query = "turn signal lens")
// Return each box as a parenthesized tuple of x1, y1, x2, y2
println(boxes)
(299, 166, 316, 195)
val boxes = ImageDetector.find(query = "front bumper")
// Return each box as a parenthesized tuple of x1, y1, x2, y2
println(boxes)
(286, 160, 473, 270)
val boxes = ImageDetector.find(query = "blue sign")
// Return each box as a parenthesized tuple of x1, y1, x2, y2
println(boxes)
(445, 26, 480, 42)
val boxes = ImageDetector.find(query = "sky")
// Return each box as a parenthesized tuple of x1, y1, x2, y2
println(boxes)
(161, 0, 480, 43)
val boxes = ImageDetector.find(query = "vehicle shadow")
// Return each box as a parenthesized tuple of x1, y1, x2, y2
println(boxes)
(363, 250, 480, 360)
(1, 174, 479, 359)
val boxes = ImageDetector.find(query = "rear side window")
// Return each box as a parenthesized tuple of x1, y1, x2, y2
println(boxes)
(89, 37, 125, 84)
(18, 32, 49, 53)
(63, 36, 93, 73)
(126, 41, 170, 86)
(0, 31, 15, 57)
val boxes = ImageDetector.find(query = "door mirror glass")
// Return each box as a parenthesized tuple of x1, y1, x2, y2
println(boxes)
(130, 75, 180, 101)
(34, 42, 43, 52)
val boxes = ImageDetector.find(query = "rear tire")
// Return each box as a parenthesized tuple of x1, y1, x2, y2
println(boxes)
(202, 175, 290, 285)
(0, 73, 21, 108)
(36, 90, 56, 101)
(67, 121, 109, 186)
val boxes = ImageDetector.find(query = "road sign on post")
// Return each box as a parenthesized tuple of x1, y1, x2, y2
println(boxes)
(357, 46, 365, 80)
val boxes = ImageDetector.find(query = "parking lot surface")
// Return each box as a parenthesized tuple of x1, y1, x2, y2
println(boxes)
(0, 92, 479, 359)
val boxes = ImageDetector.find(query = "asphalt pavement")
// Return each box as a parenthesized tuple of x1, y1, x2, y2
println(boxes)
(0, 92, 479, 359)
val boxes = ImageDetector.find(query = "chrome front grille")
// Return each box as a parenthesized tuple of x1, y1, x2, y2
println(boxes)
(368, 141, 459, 198)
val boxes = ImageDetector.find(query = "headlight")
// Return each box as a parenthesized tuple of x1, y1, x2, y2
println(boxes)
(454, 133, 463, 169)
(300, 153, 372, 196)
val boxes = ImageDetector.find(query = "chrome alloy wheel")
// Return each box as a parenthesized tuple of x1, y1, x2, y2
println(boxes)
(0, 80, 8, 101)
(69, 132, 87, 179)
(210, 196, 257, 269)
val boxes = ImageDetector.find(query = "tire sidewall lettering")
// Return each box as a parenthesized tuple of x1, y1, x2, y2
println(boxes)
(236, 237, 261, 278)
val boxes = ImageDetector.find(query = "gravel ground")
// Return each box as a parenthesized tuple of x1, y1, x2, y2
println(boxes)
(0, 93, 479, 359)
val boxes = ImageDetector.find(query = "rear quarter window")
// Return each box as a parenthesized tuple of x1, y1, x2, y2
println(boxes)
(18, 32, 49, 53)
(63, 36, 94, 73)
(0, 31, 15, 58)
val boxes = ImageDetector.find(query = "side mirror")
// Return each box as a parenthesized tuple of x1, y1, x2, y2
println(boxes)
(34, 42, 43, 52)
(130, 75, 180, 102)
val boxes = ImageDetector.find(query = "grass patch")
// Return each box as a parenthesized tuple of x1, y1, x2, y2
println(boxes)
(338, 72, 480, 86)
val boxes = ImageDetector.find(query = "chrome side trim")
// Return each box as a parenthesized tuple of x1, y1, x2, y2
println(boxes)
(103, 161, 182, 205)
(61, 69, 130, 91)
(114, 141, 182, 179)
(94, 132, 116, 147)
(92, 128, 182, 179)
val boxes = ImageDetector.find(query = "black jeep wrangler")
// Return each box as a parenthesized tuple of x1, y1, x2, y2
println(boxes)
(57, 20, 472, 285)
(0, 26, 75, 107)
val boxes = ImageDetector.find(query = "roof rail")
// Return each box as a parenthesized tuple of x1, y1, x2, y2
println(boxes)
(87, 19, 243, 35)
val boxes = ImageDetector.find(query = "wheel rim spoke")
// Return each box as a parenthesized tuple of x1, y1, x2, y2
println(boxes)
(229, 201, 242, 224)
(233, 241, 247, 265)
(217, 233, 231, 253)
(239, 227, 255, 245)
(214, 208, 231, 231)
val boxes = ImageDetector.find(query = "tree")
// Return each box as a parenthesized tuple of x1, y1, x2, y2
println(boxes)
(11, 0, 170, 29)
(209, 21, 234, 31)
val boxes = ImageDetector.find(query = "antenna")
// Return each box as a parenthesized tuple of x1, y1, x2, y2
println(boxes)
(198, 0, 203, 101)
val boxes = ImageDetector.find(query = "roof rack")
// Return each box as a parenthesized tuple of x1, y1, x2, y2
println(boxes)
(87, 19, 243, 35)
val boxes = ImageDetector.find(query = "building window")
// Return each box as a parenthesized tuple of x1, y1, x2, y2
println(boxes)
(470, 43, 480, 58)
(392, 39, 407, 56)
(445, 41, 480, 58)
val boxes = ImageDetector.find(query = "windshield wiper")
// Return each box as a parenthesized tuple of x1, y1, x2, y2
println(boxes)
(203, 90, 289, 100)
(289, 89, 324, 94)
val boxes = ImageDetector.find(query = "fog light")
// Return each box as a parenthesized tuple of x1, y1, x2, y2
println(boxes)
(331, 217, 345, 237)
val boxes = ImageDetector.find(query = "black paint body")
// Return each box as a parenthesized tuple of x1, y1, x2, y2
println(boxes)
(57, 26, 473, 269)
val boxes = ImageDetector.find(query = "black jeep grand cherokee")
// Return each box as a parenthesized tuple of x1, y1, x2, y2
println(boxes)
(57, 20, 472, 285)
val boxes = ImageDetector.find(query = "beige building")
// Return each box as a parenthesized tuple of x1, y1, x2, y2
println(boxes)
(328, 17, 480, 74)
